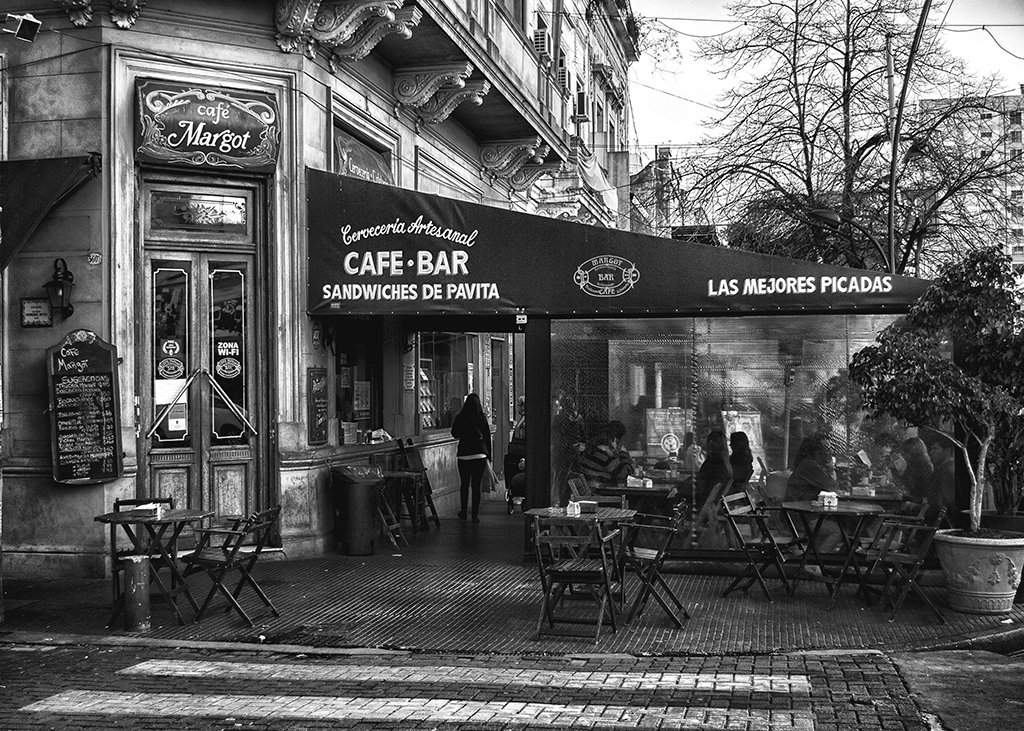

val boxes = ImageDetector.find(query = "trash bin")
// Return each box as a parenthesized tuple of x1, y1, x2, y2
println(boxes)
(331, 464, 383, 555)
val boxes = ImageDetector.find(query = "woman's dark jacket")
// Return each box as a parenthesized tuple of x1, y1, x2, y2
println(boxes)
(451, 411, 492, 459)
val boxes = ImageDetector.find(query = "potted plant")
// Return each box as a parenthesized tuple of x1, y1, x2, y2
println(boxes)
(849, 247, 1024, 614)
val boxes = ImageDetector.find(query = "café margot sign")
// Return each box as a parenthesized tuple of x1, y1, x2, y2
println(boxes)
(135, 79, 280, 172)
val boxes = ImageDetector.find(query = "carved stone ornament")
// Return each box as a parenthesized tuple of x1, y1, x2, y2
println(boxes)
(56, 0, 94, 27)
(275, 0, 402, 56)
(111, 0, 146, 28)
(507, 163, 562, 192)
(331, 5, 422, 65)
(417, 79, 491, 126)
(480, 138, 549, 179)
(394, 62, 474, 109)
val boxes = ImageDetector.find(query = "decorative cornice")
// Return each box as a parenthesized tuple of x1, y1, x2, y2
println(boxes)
(275, 0, 402, 56)
(331, 5, 421, 64)
(111, 0, 145, 28)
(394, 62, 473, 109)
(507, 163, 562, 192)
(417, 79, 491, 126)
(57, 0, 146, 28)
(480, 138, 549, 180)
(57, 0, 94, 27)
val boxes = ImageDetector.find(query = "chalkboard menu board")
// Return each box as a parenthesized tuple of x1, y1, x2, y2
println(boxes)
(307, 366, 328, 445)
(47, 329, 123, 484)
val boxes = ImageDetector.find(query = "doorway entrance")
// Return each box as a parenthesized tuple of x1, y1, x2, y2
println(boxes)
(138, 176, 269, 517)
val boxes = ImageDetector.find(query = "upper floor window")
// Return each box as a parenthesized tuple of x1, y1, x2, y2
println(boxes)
(494, 0, 525, 29)
(982, 111, 994, 120)
(1010, 111, 1022, 126)
(1011, 130, 1023, 144)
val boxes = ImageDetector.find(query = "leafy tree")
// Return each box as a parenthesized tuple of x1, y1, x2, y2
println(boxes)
(650, 0, 1021, 275)
(849, 248, 1024, 532)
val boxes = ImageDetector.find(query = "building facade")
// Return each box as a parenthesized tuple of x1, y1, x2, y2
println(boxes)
(0, 0, 639, 589)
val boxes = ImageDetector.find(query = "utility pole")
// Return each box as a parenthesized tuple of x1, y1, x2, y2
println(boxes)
(886, 0, 934, 275)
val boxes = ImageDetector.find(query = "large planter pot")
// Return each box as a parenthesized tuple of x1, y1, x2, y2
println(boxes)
(933, 529, 1024, 614)
(979, 511, 1024, 534)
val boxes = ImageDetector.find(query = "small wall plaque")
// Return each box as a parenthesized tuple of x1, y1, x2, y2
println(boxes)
(21, 298, 53, 327)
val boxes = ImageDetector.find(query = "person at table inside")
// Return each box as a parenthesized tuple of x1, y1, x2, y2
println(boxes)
(681, 431, 705, 473)
(578, 422, 634, 487)
(925, 432, 957, 522)
(729, 431, 755, 486)
(787, 436, 844, 552)
(894, 435, 933, 501)
(695, 429, 732, 510)
(786, 436, 837, 502)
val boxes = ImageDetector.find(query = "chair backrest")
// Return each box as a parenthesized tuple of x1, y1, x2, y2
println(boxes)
(115, 497, 175, 512)
(532, 514, 617, 568)
(622, 509, 684, 555)
(399, 438, 427, 472)
(567, 475, 591, 500)
(112, 497, 176, 553)
(721, 491, 772, 546)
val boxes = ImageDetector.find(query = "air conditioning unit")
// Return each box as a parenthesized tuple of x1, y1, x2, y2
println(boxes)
(533, 28, 550, 64)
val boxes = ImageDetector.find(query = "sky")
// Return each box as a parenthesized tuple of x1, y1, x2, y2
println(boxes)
(628, 0, 1024, 157)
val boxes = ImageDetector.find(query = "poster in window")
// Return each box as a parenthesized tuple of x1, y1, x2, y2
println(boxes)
(721, 410, 767, 474)
(307, 367, 328, 445)
(353, 380, 370, 419)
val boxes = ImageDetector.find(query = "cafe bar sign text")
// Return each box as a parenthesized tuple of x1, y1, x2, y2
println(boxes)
(135, 79, 280, 172)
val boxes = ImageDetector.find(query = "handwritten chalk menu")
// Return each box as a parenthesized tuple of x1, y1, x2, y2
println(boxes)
(47, 330, 123, 484)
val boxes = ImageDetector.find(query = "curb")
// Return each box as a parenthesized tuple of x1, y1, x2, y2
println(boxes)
(906, 621, 1024, 654)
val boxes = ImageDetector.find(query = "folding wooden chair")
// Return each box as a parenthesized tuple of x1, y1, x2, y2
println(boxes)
(397, 438, 441, 528)
(109, 497, 176, 617)
(721, 491, 807, 601)
(532, 514, 621, 642)
(864, 508, 947, 623)
(183, 505, 282, 626)
(617, 509, 690, 627)
(568, 474, 627, 508)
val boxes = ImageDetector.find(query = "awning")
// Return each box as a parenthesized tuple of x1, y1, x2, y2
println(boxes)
(306, 168, 931, 318)
(0, 154, 102, 271)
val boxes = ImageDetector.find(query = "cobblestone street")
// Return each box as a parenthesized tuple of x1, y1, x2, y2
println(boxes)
(2, 642, 928, 730)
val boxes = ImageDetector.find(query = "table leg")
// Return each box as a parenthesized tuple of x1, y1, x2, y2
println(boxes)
(826, 515, 871, 610)
(142, 523, 200, 624)
(790, 512, 827, 596)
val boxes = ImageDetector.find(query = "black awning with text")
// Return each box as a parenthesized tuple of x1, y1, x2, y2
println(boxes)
(0, 154, 102, 271)
(306, 167, 931, 318)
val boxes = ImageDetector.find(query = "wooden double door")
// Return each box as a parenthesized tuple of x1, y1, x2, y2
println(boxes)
(138, 176, 269, 518)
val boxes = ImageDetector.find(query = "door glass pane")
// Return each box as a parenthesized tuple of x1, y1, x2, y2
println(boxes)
(210, 264, 248, 443)
(149, 190, 248, 235)
(152, 263, 191, 445)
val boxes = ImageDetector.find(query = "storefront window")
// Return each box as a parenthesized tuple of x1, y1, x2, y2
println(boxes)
(335, 319, 383, 445)
(550, 315, 903, 547)
(418, 332, 475, 431)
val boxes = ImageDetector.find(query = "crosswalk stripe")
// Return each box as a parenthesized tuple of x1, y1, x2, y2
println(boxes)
(22, 690, 816, 728)
(117, 659, 811, 692)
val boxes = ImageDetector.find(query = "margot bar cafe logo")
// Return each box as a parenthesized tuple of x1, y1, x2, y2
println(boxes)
(574, 256, 640, 297)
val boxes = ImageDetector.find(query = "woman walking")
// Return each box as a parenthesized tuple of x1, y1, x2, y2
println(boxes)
(451, 393, 492, 523)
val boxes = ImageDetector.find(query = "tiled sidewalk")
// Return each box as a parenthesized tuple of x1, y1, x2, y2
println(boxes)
(3, 500, 1023, 655)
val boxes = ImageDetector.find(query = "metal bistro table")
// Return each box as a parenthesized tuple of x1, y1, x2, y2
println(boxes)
(95, 507, 213, 627)
(526, 505, 637, 531)
(783, 500, 885, 609)
(594, 477, 688, 516)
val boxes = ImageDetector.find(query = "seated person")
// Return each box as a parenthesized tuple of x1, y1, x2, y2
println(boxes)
(692, 427, 733, 507)
(578, 424, 633, 486)
(924, 433, 956, 522)
(729, 431, 755, 486)
(787, 435, 844, 552)
(786, 436, 837, 502)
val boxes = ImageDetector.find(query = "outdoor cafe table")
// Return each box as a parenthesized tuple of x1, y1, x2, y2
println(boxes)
(594, 477, 689, 516)
(94, 508, 213, 626)
(782, 500, 885, 610)
(525, 505, 637, 531)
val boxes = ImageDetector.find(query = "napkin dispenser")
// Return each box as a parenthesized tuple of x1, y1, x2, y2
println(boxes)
(817, 491, 839, 509)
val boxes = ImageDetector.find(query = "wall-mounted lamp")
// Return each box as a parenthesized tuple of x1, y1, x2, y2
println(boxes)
(2, 13, 41, 43)
(43, 258, 75, 319)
